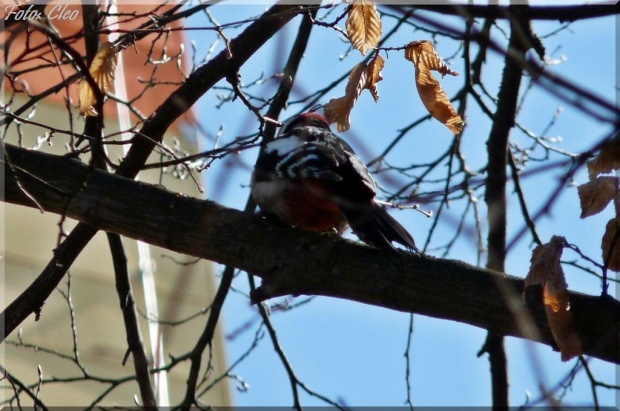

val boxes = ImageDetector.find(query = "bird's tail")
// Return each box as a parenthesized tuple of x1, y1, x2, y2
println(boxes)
(341, 202, 418, 252)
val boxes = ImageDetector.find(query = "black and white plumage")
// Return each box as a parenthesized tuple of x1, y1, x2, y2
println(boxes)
(251, 112, 418, 252)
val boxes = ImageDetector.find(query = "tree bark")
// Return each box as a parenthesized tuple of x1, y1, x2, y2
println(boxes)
(3, 144, 619, 364)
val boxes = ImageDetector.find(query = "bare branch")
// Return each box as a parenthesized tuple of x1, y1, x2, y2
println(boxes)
(0, 3, 303, 343)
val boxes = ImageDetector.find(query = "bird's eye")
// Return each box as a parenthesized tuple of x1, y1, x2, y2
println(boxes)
(278, 116, 299, 136)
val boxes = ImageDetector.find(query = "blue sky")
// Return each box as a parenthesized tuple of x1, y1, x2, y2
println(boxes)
(185, 3, 616, 406)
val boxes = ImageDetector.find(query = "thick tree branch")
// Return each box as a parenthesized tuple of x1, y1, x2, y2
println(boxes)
(3, 144, 619, 365)
(482, 8, 532, 407)
(107, 234, 157, 408)
(486, 11, 529, 287)
(412, 4, 619, 23)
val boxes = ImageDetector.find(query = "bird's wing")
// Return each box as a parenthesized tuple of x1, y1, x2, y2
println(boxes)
(323, 136, 377, 202)
(271, 142, 344, 182)
(258, 130, 377, 202)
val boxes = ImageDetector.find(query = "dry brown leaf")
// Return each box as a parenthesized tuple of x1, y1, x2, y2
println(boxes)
(324, 56, 384, 131)
(404, 41, 464, 134)
(602, 217, 620, 272)
(78, 89, 98, 117)
(524, 235, 567, 291)
(405, 41, 458, 77)
(346, 0, 382, 56)
(324, 62, 368, 132)
(367, 55, 384, 102)
(577, 176, 619, 218)
(79, 41, 118, 117)
(543, 284, 583, 361)
(523, 235, 582, 361)
(587, 137, 620, 180)
(324, 97, 353, 133)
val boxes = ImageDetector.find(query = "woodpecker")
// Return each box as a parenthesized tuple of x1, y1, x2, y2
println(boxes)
(251, 112, 418, 252)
